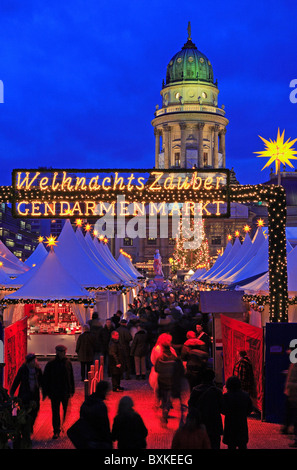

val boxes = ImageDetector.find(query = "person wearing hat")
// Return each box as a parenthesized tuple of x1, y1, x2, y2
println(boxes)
(10, 352, 43, 448)
(43, 344, 75, 439)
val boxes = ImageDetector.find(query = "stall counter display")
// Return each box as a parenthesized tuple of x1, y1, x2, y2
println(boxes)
(27, 303, 82, 356)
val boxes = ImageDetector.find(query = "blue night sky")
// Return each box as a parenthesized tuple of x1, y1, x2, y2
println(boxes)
(0, 0, 296, 187)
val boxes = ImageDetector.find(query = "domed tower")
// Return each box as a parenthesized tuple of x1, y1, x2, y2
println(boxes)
(152, 23, 228, 170)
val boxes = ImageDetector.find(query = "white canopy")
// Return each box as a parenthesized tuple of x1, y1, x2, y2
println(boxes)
(5, 248, 91, 301)
(239, 244, 297, 295)
(75, 227, 122, 284)
(216, 228, 265, 283)
(188, 267, 207, 282)
(196, 240, 233, 281)
(93, 237, 134, 283)
(117, 253, 143, 279)
(209, 233, 252, 282)
(0, 266, 16, 288)
(55, 220, 118, 288)
(203, 237, 242, 282)
(25, 242, 48, 268)
(224, 235, 268, 286)
(0, 239, 28, 273)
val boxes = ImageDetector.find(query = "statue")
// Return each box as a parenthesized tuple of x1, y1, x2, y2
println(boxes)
(153, 249, 164, 278)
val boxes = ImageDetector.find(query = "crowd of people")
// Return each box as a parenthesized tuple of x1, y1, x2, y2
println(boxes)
(4, 284, 261, 450)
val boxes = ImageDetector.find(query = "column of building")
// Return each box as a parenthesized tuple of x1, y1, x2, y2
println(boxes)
(198, 122, 205, 168)
(154, 128, 160, 169)
(219, 128, 226, 168)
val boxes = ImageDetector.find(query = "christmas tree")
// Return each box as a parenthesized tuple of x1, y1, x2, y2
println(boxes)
(170, 217, 210, 273)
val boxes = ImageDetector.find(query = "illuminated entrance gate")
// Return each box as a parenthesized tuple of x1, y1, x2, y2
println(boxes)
(0, 168, 288, 322)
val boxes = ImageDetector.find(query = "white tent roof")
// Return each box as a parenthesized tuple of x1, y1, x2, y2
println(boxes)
(0, 239, 28, 272)
(5, 248, 91, 301)
(188, 267, 207, 282)
(204, 237, 242, 282)
(0, 253, 27, 276)
(55, 220, 118, 288)
(225, 236, 269, 286)
(75, 228, 121, 284)
(210, 233, 252, 282)
(93, 237, 134, 283)
(24, 242, 48, 268)
(7, 264, 40, 287)
(117, 253, 143, 279)
(239, 244, 297, 295)
(0, 266, 16, 287)
(197, 240, 233, 281)
(216, 228, 266, 283)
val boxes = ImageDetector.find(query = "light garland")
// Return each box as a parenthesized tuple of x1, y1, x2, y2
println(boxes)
(0, 175, 288, 322)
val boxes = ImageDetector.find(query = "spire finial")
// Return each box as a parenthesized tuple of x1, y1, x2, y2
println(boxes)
(187, 21, 191, 41)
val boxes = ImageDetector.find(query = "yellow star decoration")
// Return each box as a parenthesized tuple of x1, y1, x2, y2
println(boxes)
(257, 219, 264, 227)
(76, 219, 83, 227)
(38, 236, 44, 243)
(85, 224, 91, 231)
(227, 234, 232, 241)
(243, 225, 251, 233)
(46, 235, 58, 248)
(93, 230, 98, 237)
(235, 230, 240, 237)
(255, 128, 297, 174)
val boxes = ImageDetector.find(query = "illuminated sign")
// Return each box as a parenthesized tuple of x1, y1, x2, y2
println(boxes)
(11, 168, 230, 218)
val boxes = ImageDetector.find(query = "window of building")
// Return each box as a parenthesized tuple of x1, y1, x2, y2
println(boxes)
(147, 237, 157, 245)
(169, 237, 176, 245)
(15, 233, 22, 240)
(14, 251, 22, 258)
(123, 237, 133, 246)
(5, 239, 15, 248)
(20, 221, 26, 229)
(203, 152, 209, 166)
(174, 153, 180, 167)
(24, 244, 32, 251)
(211, 236, 222, 245)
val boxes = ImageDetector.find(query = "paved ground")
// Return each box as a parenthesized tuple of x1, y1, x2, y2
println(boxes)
(28, 359, 296, 453)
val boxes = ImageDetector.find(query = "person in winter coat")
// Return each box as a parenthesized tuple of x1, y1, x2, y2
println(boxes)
(171, 408, 211, 449)
(116, 319, 132, 380)
(79, 380, 112, 449)
(88, 312, 103, 363)
(43, 344, 75, 439)
(222, 375, 253, 449)
(149, 333, 177, 407)
(195, 324, 211, 354)
(108, 330, 124, 392)
(188, 368, 223, 449)
(155, 344, 184, 425)
(181, 331, 209, 390)
(112, 396, 148, 449)
(75, 324, 96, 381)
(233, 350, 255, 397)
(130, 323, 149, 380)
(10, 353, 43, 448)
(99, 319, 115, 375)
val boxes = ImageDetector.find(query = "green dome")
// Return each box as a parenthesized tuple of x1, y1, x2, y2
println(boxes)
(166, 38, 215, 85)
